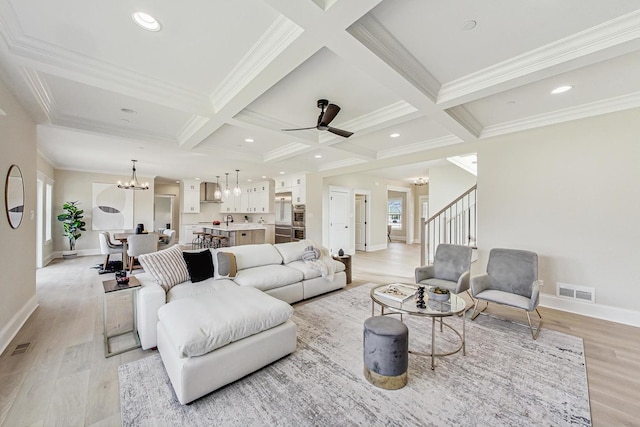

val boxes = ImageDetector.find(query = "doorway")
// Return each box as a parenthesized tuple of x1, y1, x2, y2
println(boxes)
(328, 187, 349, 255)
(154, 195, 174, 231)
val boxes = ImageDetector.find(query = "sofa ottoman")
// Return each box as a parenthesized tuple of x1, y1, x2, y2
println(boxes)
(157, 286, 297, 404)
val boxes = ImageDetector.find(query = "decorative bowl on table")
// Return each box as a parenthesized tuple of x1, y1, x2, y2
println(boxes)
(427, 287, 450, 302)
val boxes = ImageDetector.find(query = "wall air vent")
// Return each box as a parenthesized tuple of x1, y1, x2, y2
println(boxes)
(556, 282, 595, 304)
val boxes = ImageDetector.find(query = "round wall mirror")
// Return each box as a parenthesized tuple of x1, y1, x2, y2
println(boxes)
(5, 164, 24, 229)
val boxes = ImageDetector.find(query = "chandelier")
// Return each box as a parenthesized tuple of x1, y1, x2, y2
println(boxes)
(117, 160, 149, 190)
(414, 177, 428, 186)
(233, 169, 242, 196)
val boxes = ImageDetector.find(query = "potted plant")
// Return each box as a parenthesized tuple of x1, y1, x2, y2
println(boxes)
(57, 201, 87, 258)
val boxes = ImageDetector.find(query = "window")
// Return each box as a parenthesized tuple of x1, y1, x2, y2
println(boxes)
(388, 198, 402, 230)
(45, 183, 52, 241)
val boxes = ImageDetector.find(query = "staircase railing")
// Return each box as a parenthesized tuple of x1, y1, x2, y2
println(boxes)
(420, 184, 477, 266)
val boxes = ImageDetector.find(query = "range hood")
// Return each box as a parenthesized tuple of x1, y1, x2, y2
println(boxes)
(200, 182, 223, 203)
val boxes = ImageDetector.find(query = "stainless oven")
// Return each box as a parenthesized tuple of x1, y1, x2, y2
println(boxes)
(292, 205, 305, 227)
(292, 227, 305, 242)
(275, 225, 292, 243)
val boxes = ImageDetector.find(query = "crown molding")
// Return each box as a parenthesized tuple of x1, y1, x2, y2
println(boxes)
(318, 157, 367, 171)
(19, 67, 54, 121)
(210, 16, 303, 111)
(52, 113, 176, 143)
(177, 115, 210, 145)
(319, 101, 417, 144)
(0, 2, 210, 115)
(438, 10, 640, 106)
(445, 105, 482, 138)
(480, 91, 640, 139)
(377, 135, 462, 159)
(348, 14, 440, 102)
(263, 142, 311, 163)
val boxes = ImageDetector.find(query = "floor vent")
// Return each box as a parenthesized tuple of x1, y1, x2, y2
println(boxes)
(556, 282, 595, 304)
(11, 342, 31, 356)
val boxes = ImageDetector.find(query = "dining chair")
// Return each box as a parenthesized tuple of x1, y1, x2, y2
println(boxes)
(158, 229, 176, 249)
(98, 232, 122, 270)
(126, 233, 159, 273)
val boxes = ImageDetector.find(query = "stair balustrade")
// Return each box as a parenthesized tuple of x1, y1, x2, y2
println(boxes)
(420, 185, 477, 266)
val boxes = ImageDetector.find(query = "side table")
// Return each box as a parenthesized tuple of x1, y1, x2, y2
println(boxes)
(332, 254, 352, 284)
(102, 275, 141, 358)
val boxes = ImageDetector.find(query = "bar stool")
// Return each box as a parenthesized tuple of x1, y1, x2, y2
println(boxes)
(203, 233, 214, 248)
(192, 231, 206, 249)
(216, 236, 228, 248)
(210, 235, 222, 249)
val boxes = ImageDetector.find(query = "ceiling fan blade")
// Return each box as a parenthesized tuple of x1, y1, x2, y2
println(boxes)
(282, 126, 317, 131)
(319, 103, 340, 127)
(327, 127, 353, 138)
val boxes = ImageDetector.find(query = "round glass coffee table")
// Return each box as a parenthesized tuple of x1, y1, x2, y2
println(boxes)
(370, 283, 467, 370)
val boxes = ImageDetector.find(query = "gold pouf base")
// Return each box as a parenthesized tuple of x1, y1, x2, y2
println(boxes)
(363, 367, 408, 390)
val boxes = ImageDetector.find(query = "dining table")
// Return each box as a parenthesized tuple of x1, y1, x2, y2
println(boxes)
(113, 232, 163, 270)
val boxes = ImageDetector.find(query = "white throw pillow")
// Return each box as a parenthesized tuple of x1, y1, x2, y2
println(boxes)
(138, 245, 190, 292)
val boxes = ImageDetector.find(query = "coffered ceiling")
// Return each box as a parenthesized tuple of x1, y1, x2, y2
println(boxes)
(1, 0, 639, 185)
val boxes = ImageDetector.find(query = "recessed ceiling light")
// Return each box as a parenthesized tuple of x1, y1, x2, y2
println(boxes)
(176, 181, 180, 184)
(314, 154, 322, 158)
(551, 85, 573, 94)
(280, 171, 286, 175)
(195, 177, 200, 181)
(244, 138, 254, 143)
(247, 178, 252, 182)
(132, 12, 161, 32)
(390, 133, 400, 138)
(261, 176, 267, 179)
(462, 20, 477, 31)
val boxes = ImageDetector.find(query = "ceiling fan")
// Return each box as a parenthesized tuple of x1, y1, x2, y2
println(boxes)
(282, 99, 354, 138)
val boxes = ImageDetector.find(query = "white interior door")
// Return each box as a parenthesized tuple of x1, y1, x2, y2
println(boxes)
(329, 188, 349, 255)
(355, 194, 366, 251)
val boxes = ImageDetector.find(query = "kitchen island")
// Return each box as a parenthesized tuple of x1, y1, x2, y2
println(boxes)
(203, 224, 266, 247)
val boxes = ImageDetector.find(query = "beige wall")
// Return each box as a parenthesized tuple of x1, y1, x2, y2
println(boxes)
(478, 108, 640, 312)
(53, 170, 154, 253)
(0, 76, 38, 353)
(428, 164, 477, 215)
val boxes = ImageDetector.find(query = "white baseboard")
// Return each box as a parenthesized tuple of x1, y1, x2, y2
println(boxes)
(540, 294, 640, 328)
(52, 249, 101, 259)
(0, 294, 38, 356)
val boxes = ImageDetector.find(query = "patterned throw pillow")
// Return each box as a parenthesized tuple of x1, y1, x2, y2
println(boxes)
(138, 244, 190, 292)
(216, 252, 237, 278)
(302, 245, 320, 262)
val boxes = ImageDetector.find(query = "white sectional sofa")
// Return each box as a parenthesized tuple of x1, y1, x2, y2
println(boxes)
(136, 241, 347, 350)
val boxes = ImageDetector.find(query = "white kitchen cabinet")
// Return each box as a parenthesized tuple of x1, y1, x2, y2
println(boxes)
(220, 188, 237, 212)
(275, 175, 292, 193)
(231, 180, 274, 213)
(291, 173, 306, 188)
(292, 185, 305, 205)
(181, 180, 200, 213)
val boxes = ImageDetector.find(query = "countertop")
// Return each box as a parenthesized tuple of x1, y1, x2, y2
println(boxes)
(202, 224, 267, 231)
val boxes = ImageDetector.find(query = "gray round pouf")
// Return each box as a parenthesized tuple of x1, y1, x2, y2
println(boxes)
(363, 316, 409, 390)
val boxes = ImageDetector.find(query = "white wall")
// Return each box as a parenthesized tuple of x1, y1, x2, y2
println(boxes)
(478, 108, 640, 316)
(428, 164, 477, 216)
(0, 76, 38, 354)
(53, 170, 154, 254)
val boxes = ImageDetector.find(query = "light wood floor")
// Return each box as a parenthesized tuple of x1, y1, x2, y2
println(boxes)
(1, 243, 638, 426)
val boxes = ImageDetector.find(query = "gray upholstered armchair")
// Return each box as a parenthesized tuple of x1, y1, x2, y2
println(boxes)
(470, 248, 543, 339)
(415, 244, 472, 297)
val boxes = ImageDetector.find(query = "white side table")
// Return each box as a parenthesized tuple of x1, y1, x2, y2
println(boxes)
(102, 276, 141, 358)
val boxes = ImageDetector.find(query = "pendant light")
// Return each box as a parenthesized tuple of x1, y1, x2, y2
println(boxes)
(224, 173, 230, 197)
(117, 160, 149, 190)
(233, 169, 242, 196)
(214, 175, 222, 200)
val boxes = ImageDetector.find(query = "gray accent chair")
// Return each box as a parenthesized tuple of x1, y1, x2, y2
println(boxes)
(415, 244, 473, 299)
(470, 248, 543, 339)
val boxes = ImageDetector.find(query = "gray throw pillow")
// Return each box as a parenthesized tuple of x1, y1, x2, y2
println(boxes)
(302, 245, 320, 262)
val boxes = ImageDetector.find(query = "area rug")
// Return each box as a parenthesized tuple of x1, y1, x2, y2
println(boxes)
(119, 283, 591, 426)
